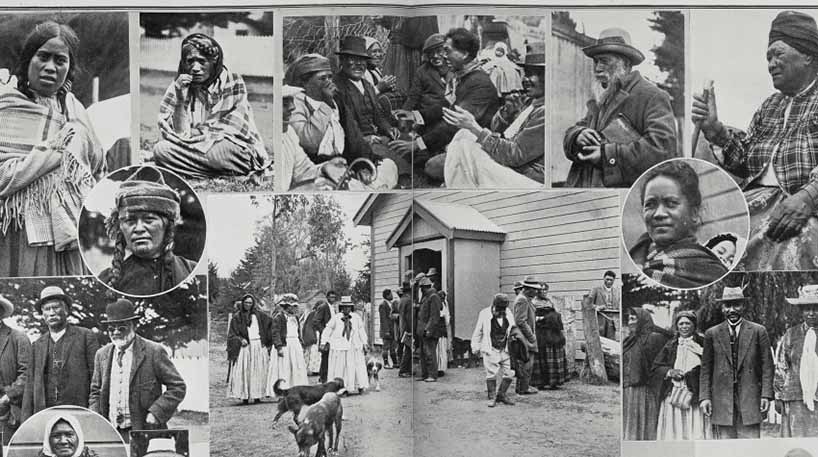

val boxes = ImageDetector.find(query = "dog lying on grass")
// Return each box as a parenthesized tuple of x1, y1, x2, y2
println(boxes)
(272, 377, 346, 426)
(288, 392, 343, 457)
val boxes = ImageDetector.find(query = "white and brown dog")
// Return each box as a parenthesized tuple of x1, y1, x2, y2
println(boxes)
(366, 357, 383, 391)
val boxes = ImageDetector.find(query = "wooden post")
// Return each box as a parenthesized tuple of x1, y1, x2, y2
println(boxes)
(581, 293, 608, 384)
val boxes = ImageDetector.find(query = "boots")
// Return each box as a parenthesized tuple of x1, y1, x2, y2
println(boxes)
(496, 377, 515, 405)
(486, 379, 497, 407)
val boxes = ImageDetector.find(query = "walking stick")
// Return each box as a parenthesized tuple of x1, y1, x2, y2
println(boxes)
(691, 80, 713, 158)
(226, 360, 234, 384)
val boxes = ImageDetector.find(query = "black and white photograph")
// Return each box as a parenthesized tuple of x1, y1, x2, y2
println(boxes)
(551, 10, 683, 188)
(622, 270, 818, 441)
(691, 9, 818, 271)
(139, 12, 274, 192)
(0, 12, 130, 278)
(279, 14, 546, 191)
(622, 158, 750, 290)
(7, 406, 126, 457)
(0, 275, 208, 455)
(77, 165, 206, 298)
(129, 429, 189, 457)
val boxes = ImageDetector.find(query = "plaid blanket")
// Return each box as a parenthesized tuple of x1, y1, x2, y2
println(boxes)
(158, 69, 267, 167)
(630, 234, 728, 289)
(0, 85, 103, 250)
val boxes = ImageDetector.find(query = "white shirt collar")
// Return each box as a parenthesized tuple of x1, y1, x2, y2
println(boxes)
(49, 328, 66, 342)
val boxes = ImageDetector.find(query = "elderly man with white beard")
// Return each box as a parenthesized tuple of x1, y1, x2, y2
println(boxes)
(563, 27, 678, 188)
(90, 299, 186, 449)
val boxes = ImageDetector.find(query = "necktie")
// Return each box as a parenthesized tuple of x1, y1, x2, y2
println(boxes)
(117, 348, 126, 367)
(342, 316, 352, 341)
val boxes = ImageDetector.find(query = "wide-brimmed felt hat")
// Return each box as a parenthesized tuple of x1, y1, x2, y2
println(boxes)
(101, 298, 140, 324)
(513, 281, 524, 290)
(115, 166, 181, 222)
(36, 286, 72, 313)
(418, 277, 433, 287)
(715, 286, 748, 302)
(521, 276, 543, 289)
(422, 33, 446, 54)
(0, 296, 13, 320)
(336, 36, 372, 59)
(426, 268, 439, 277)
(582, 27, 645, 66)
(786, 285, 818, 305)
(524, 41, 546, 68)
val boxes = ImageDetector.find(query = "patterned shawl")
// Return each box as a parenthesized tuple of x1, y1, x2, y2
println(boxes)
(630, 233, 728, 288)
(0, 85, 103, 250)
(158, 68, 267, 168)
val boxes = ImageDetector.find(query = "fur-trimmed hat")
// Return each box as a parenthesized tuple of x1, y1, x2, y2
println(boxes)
(115, 166, 180, 221)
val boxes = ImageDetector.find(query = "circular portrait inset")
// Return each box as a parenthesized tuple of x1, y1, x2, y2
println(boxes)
(78, 165, 206, 298)
(7, 406, 127, 457)
(622, 158, 749, 290)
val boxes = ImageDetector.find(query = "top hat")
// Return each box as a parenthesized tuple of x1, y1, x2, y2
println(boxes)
(786, 285, 818, 306)
(521, 276, 543, 289)
(335, 36, 373, 59)
(36, 286, 72, 313)
(422, 33, 446, 54)
(582, 27, 645, 66)
(0, 296, 13, 320)
(101, 299, 140, 324)
(524, 41, 546, 67)
(715, 286, 748, 302)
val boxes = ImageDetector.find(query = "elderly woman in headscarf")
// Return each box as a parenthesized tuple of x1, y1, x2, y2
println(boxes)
(39, 412, 98, 457)
(0, 21, 105, 278)
(481, 42, 523, 98)
(151, 33, 267, 179)
(99, 166, 197, 297)
(227, 294, 273, 405)
(623, 307, 671, 440)
(266, 294, 308, 398)
(652, 310, 712, 440)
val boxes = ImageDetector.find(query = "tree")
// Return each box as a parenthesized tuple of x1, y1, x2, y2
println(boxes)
(649, 11, 685, 118)
(140, 12, 254, 38)
(351, 238, 371, 304)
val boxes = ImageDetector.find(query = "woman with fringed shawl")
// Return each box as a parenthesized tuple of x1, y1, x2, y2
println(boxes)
(652, 310, 712, 440)
(98, 166, 196, 297)
(623, 307, 670, 441)
(0, 22, 105, 277)
(629, 160, 728, 289)
(227, 294, 273, 405)
(151, 33, 267, 179)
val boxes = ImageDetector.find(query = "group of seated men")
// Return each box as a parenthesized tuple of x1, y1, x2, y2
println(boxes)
(279, 27, 546, 190)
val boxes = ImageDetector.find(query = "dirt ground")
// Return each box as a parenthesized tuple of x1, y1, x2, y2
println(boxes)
(209, 318, 620, 457)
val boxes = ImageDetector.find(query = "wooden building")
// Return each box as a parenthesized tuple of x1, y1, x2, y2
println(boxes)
(354, 190, 621, 359)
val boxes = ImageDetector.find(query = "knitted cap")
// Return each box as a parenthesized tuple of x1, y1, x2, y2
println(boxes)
(115, 166, 180, 221)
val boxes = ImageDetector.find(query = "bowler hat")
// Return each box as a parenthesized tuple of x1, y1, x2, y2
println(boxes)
(422, 33, 445, 54)
(521, 276, 543, 289)
(582, 27, 645, 66)
(0, 296, 13, 320)
(715, 286, 748, 302)
(336, 36, 372, 59)
(101, 299, 140, 324)
(36, 286, 72, 313)
(786, 285, 818, 306)
(115, 166, 181, 222)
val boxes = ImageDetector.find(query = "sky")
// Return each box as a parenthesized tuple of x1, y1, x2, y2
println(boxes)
(567, 9, 668, 84)
(207, 194, 370, 279)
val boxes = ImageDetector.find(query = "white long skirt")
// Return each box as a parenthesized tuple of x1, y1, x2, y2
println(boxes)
(304, 344, 321, 375)
(328, 348, 369, 391)
(437, 336, 448, 373)
(656, 393, 712, 440)
(266, 337, 309, 398)
(227, 339, 269, 401)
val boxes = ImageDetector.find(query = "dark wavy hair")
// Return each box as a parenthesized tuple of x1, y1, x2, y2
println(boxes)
(445, 27, 480, 60)
(639, 160, 703, 230)
(14, 21, 80, 111)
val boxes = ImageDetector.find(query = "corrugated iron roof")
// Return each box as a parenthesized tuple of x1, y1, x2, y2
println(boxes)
(415, 199, 506, 235)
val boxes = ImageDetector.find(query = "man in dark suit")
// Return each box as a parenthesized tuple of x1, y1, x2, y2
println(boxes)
(397, 282, 414, 378)
(390, 27, 500, 182)
(401, 33, 453, 131)
(513, 276, 540, 395)
(0, 296, 30, 444)
(416, 277, 443, 382)
(312, 291, 336, 383)
(22, 286, 99, 421)
(587, 270, 620, 340)
(700, 286, 774, 439)
(379, 289, 397, 369)
(90, 299, 186, 448)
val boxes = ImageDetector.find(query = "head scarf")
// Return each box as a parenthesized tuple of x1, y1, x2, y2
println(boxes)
(363, 37, 380, 53)
(494, 42, 509, 58)
(623, 307, 655, 352)
(41, 412, 85, 457)
(674, 310, 698, 333)
(178, 33, 224, 89)
(769, 11, 818, 57)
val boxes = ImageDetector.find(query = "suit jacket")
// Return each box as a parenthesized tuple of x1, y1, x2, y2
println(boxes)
(699, 320, 774, 426)
(417, 288, 444, 339)
(333, 73, 393, 161)
(0, 324, 30, 426)
(513, 294, 538, 352)
(421, 65, 499, 153)
(402, 63, 452, 126)
(312, 302, 333, 345)
(588, 285, 620, 340)
(563, 70, 677, 188)
(398, 295, 413, 341)
(22, 325, 99, 421)
(379, 300, 394, 339)
(89, 335, 186, 430)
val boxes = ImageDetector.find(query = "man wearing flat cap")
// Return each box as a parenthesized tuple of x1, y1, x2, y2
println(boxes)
(512, 276, 540, 395)
(699, 286, 774, 439)
(0, 296, 30, 444)
(564, 27, 677, 188)
(99, 166, 197, 296)
(693, 11, 818, 270)
(402, 33, 454, 131)
(774, 284, 818, 437)
(90, 298, 186, 446)
(22, 286, 99, 421)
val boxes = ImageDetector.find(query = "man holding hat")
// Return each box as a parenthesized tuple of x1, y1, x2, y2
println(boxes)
(699, 286, 774, 439)
(471, 293, 518, 407)
(266, 294, 308, 399)
(693, 11, 818, 270)
(99, 166, 197, 297)
(564, 27, 677, 188)
(417, 276, 444, 382)
(0, 296, 30, 444)
(512, 276, 540, 395)
(90, 298, 186, 444)
(402, 33, 454, 131)
(441, 41, 546, 187)
(775, 284, 818, 437)
(22, 286, 99, 421)
(321, 296, 369, 393)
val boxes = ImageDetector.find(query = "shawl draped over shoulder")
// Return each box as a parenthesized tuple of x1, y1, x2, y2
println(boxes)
(629, 233, 728, 288)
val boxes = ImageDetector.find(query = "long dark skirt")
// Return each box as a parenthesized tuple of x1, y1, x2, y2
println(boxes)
(532, 344, 569, 387)
(0, 224, 86, 277)
(624, 385, 660, 441)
